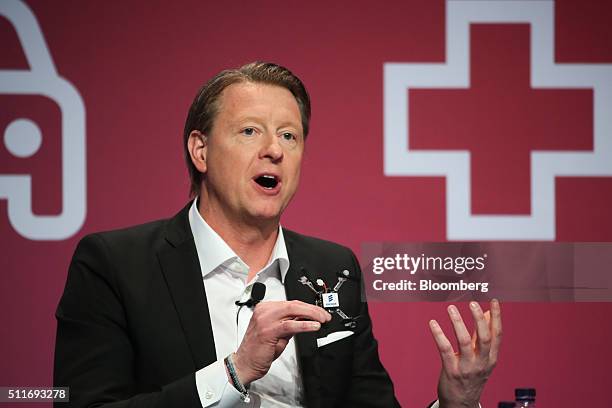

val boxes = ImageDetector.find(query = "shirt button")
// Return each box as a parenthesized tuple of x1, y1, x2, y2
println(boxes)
(205, 390, 214, 399)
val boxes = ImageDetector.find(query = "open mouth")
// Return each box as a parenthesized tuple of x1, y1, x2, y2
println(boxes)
(254, 174, 279, 189)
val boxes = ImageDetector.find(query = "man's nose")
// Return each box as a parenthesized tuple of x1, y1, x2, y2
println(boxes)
(259, 133, 284, 161)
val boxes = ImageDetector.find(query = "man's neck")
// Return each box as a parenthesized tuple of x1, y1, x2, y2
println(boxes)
(197, 200, 279, 282)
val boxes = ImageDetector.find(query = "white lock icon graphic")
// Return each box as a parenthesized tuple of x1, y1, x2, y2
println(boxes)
(1, 0, 86, 240)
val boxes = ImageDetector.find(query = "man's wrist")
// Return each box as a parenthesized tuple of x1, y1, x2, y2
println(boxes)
(231, 351, 258, 384)
(224, 353, 251, 403)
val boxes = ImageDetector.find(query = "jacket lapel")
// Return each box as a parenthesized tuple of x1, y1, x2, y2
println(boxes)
(284, 229, 321, 408)
(157, 204, 217, 370)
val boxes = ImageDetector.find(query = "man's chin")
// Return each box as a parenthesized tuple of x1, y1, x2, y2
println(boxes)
(241, 195, 294, 226)
(242, 206, 284, 226)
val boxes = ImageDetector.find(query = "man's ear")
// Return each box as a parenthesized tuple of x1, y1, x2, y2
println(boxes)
(187, 130, 208, 174)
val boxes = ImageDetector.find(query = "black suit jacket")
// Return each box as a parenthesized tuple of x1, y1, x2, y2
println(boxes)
(54, 203, 401, 407)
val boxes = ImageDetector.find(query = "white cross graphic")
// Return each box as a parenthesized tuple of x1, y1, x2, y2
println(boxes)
(384, 0, 612, 240)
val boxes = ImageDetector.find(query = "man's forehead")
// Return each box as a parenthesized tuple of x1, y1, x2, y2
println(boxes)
(216, 81, 300, 118)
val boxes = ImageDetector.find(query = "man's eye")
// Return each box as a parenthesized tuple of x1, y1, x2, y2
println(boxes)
(281, 132, 295, 141)
(242, 128, 256, 136)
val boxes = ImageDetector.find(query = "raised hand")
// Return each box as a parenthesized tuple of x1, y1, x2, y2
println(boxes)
(429, 299, 502, 408)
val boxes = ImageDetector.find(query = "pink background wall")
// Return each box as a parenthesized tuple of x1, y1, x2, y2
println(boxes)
(2, 0, 612, 406)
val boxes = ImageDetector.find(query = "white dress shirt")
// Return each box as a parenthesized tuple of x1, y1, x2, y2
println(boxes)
(187, 201, 461, 408)
(189, 200, 305, 407)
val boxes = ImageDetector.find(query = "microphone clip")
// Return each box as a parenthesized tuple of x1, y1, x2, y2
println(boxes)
(235, 282, 266, 308)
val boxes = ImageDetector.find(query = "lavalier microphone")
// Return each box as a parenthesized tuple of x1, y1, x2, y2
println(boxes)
(235, 282, 266, 308)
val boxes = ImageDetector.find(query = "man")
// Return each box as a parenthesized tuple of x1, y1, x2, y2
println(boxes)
(54, 62, 501, 407)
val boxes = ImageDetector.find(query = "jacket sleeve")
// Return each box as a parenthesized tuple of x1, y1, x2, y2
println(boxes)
(53, 234, 202, 408)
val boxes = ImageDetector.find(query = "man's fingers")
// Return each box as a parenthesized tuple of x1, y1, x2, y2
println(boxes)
(447, 305, 474, 358)
(274, 319, 322, 338)
(470, 302, 492, 359)
(274, 337, 290, 359)
(257, 300, 331, 323)
(428, 319, 457, 371)
(484, 310, 491, 325)
(489, 299, 502, 363)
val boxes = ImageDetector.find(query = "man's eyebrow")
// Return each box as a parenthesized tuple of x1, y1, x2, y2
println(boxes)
(230, 116, 302, 130)
(276, 121, 302, 130)
(230, 116, 265, 125)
